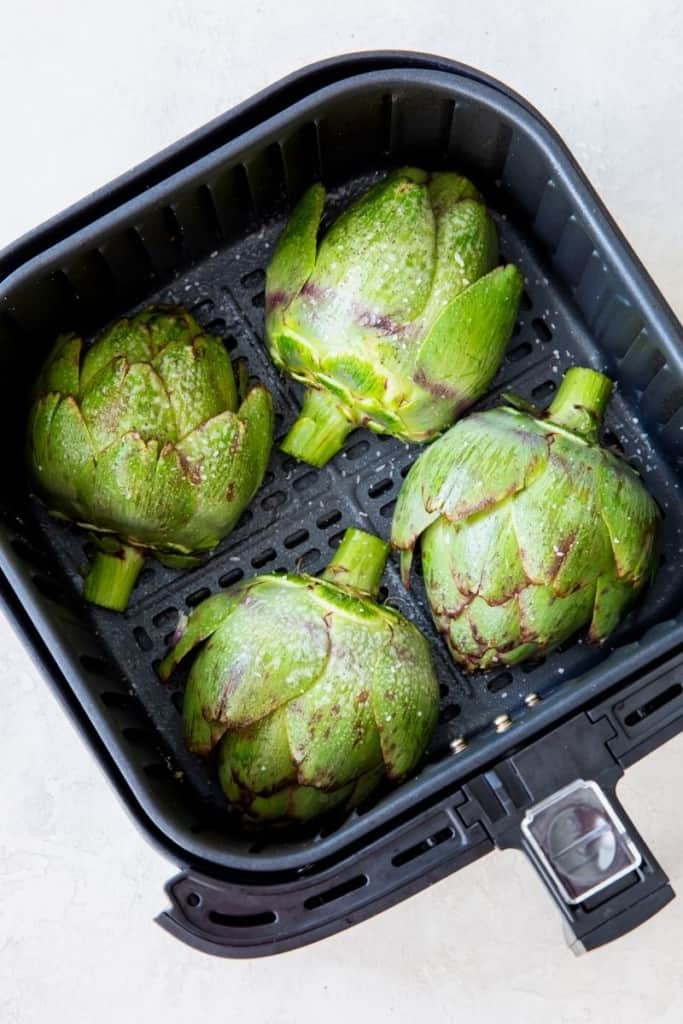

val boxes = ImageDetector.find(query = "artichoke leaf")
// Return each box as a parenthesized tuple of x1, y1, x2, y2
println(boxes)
(370, 621, 439, 779)
(86, 433, 161, 539)
(35, 333, 82, 396)
(158, 591, 242, 682)
(189, 582, 330, 730)
(266, 183, 325, 321)
(437, 408, 549, 524)
(80, 319, 155, 393)
(599, 452, 660, 582)
(234, 385, 275, 497)
(152, 333, 238, 436)
(172, 409, 246, 549)
(288, 783, 354, 822)
(590, 570, 638, 641)
(80, 357, 178, 449)
(219, 711, 297, 795)
(286, 613, 384, 790)
(30, 394, 96, 515)
(419, 197, 498, 327)
(416, 264, 523, 400)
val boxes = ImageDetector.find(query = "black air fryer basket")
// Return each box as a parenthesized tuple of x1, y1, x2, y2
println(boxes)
(2, 52, 683, 957)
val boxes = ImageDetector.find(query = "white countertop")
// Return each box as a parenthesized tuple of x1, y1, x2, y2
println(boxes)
(2, 3, 683, 1021)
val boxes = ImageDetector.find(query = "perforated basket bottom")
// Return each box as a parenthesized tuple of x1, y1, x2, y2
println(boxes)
(27, 173, 683, 847)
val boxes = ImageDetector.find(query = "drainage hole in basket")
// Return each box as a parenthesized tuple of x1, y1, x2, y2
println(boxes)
(209, 909, 276, 928)
(133, 626, 153, 652)
(623, 682, 683, 728)
(328, 530, 345, 549)
(392, 826, 455, 868)
(379, 499, 397, 518)
(261, 490, 287, 511)
(80, 653, 119, 680)
(293, 470, 318, 492)
(224, 335, 239, 352)
(32, 573, 67, 604)
(532, 317, 552, 342)
(487, 671, 513, 693)
(439, 703, 461, 724)
(508, 341, 532, 363)
(186, 892, 201, 908)
(10, 536, 51, 570)
(400, 462, 414, 478)
(345, 439, 369, 460)
(520, 290, 533, 311)
(439, 683, 450, 698)
(186, 586, 211, 607)
(284, 528, 309, 549)
(521, 656, 547, 674)
(531, 380, 556, 402)
(121, 726, 157, 748)
(240, 268, 266, 290)
(368, 477, 393, 499)
(170, 690, 184, 714)
(219, 567, 244, 588)
(236, 509, 253, 530)
(100, 690, 139, 711)
(252, 548, 276, 569)
(297, 548, 321, 571)
(316, 509, 341, 530)
(204, 318, 226, 334)
(603, 429, 625, 454)
(251, 291, 266, 308)
(303, 874, 368, 911)
(152, 607, 178, 630)
(376, 584, 389, 604)
(190, 297, 214, 316)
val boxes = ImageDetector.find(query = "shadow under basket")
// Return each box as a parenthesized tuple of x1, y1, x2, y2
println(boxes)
(2, 52, 683, 957)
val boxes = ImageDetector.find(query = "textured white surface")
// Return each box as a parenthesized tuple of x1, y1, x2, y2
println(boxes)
(2, 2, 683, 1021)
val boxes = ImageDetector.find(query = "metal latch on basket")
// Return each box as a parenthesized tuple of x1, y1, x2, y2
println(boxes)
(520, 779, 641, 905)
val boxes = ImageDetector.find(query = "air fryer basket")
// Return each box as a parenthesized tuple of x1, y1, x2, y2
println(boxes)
(2, 53, 683, 956)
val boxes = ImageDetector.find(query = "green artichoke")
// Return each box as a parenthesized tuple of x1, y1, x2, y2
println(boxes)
(159, 528, 439, 825)
(265, 167, 523, 467)
(28, 306, 273, 611)
(392, 367, 660, 670)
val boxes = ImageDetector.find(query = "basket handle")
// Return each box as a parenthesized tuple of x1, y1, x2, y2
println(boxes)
(499, 780, 673, 953)
(458, 677, 681, 953)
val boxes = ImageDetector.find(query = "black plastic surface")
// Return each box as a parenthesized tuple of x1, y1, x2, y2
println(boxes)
(159, 650, 683, 956)
(2, 53, 683, 952)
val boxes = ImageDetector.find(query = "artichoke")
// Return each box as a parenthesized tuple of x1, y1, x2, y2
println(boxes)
(265, 167, 523, 467)
(159, 528, 439, 825)
(28, 306, 273, 611)
(392, 367, 660, 670)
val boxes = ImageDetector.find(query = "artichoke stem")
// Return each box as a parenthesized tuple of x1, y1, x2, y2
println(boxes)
(83, 544, 146, 612)
(281, 388, 353, 467)
(547, 367, 613, 442)
(321, 528, 389, 598)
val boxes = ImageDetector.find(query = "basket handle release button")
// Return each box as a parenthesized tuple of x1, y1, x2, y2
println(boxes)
(459, 712, 675, 952)
(518, 779, 673, 953)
